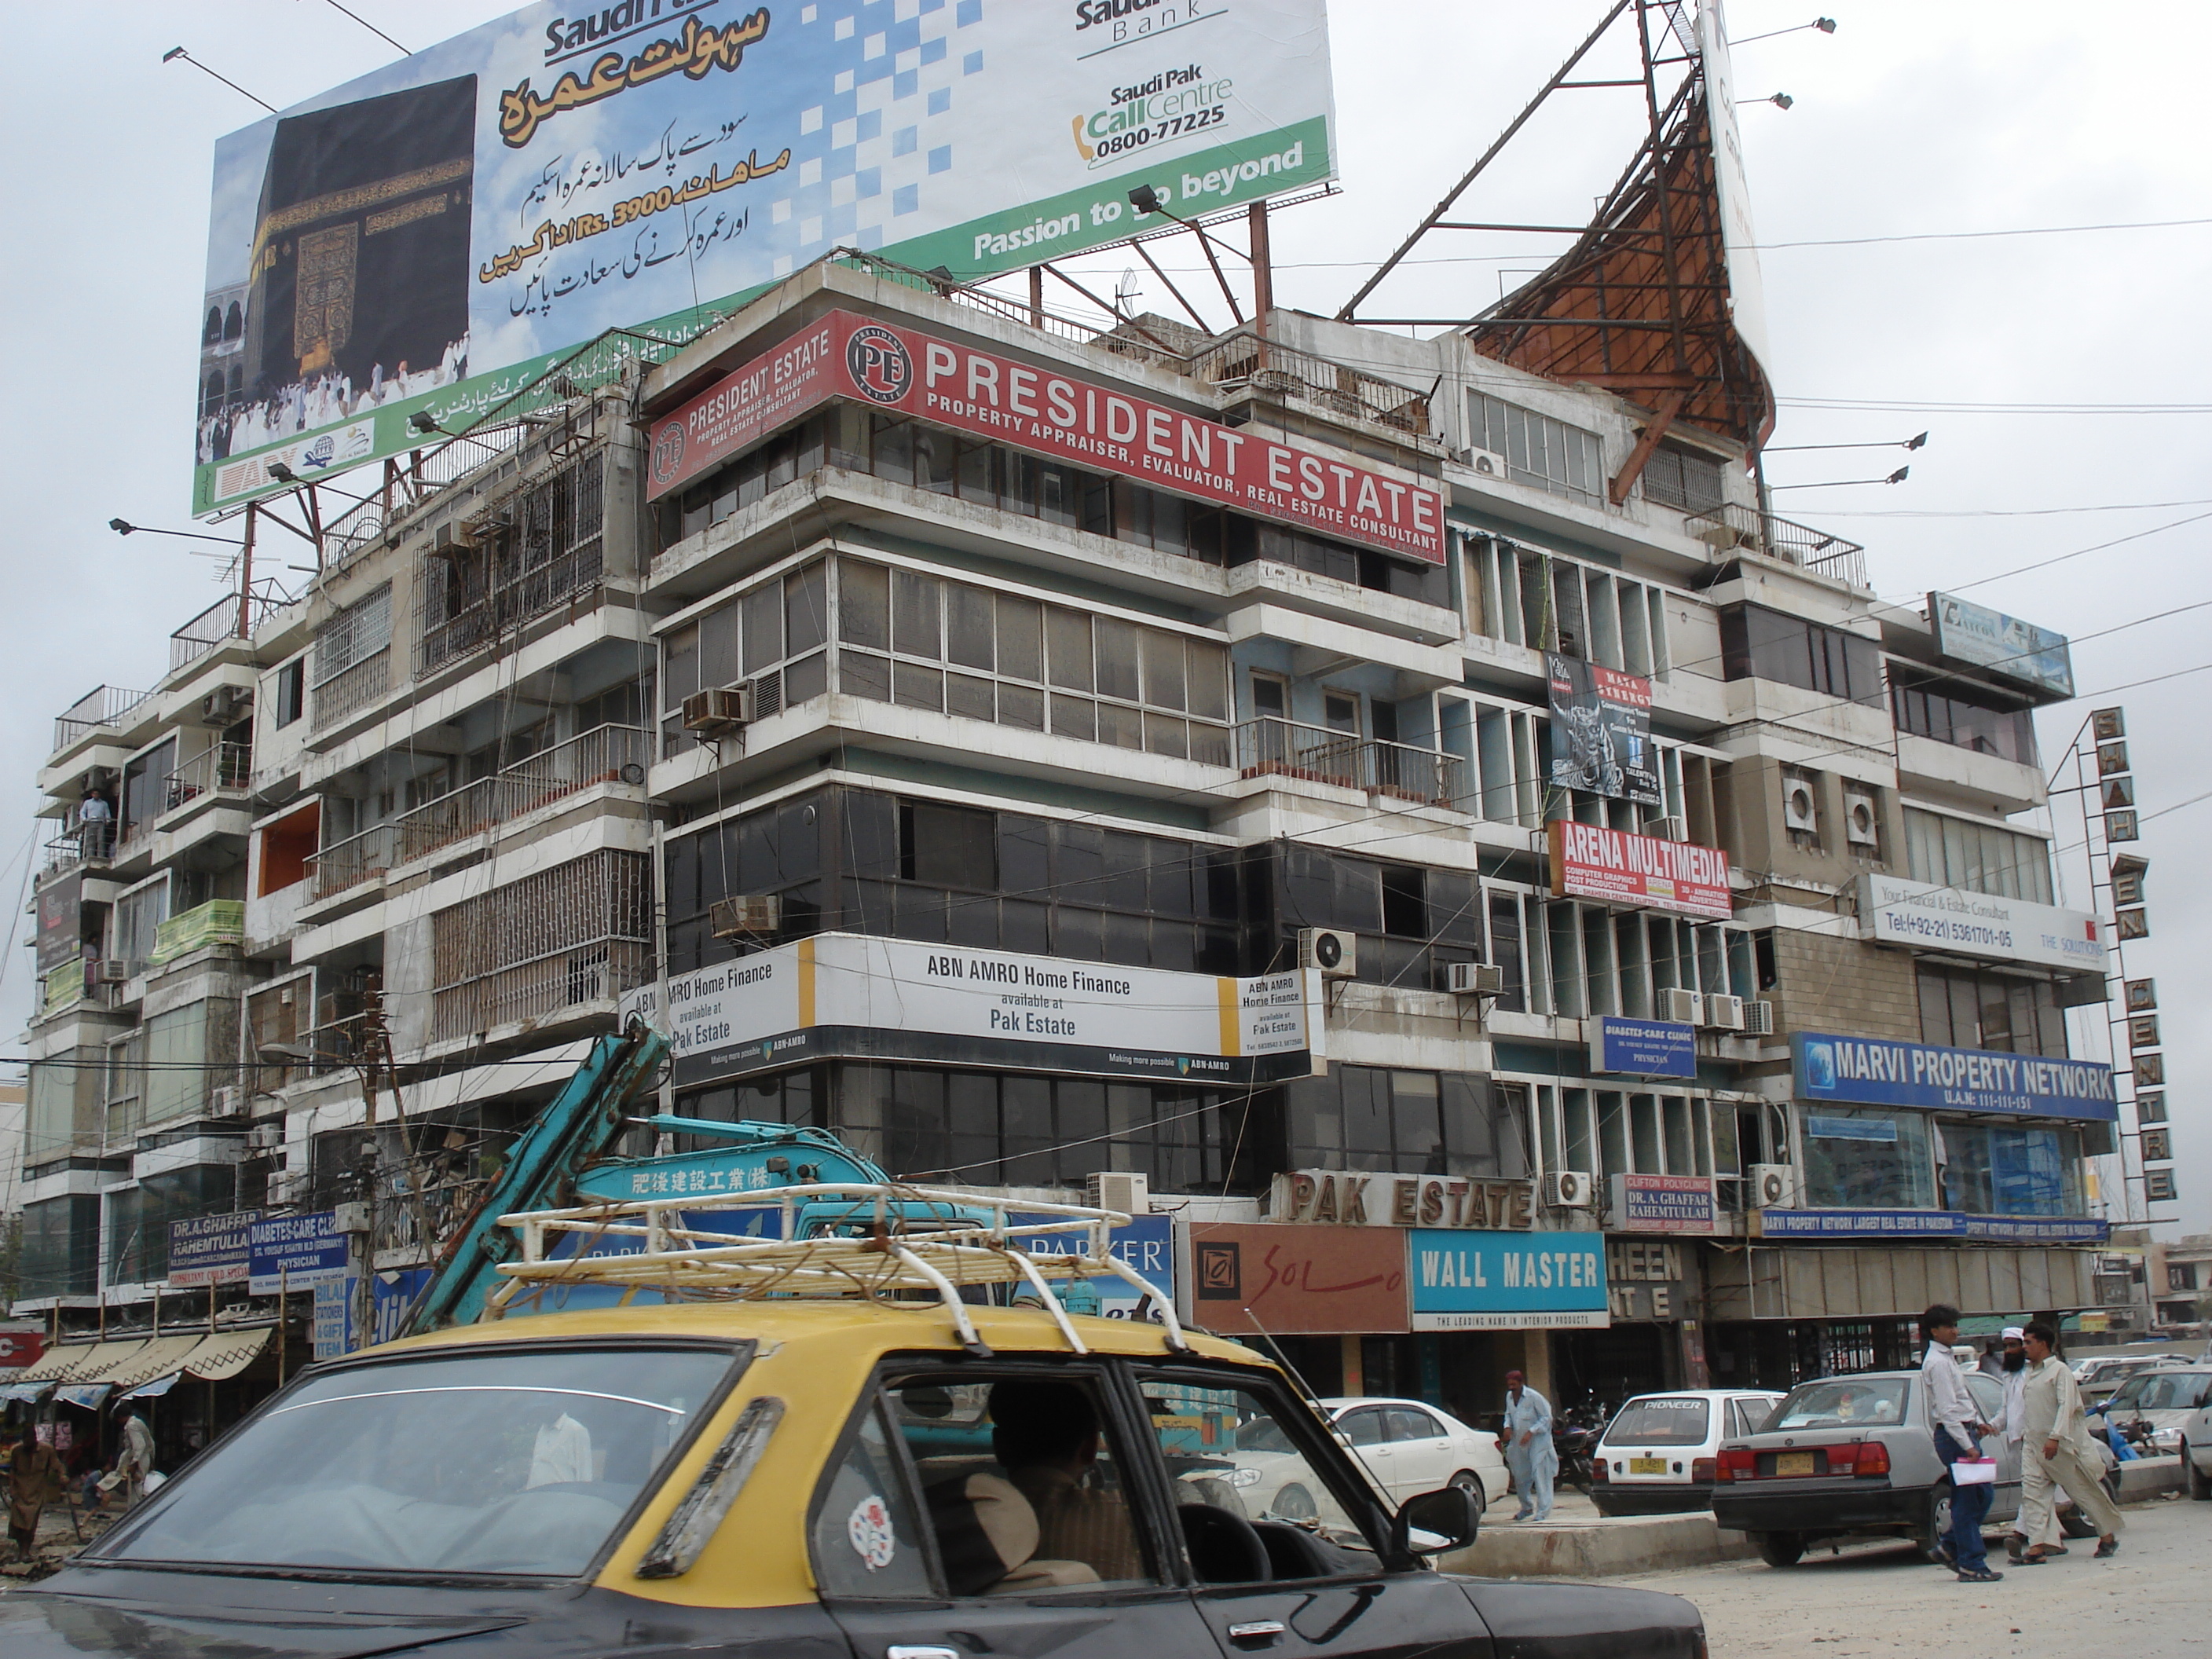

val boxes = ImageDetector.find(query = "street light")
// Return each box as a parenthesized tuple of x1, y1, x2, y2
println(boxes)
(108, 518, 242, 545)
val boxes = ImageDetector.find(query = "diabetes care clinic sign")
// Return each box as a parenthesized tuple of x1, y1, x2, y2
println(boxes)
(647, 309, 1445, 562)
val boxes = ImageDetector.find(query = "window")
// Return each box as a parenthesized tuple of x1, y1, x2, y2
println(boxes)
(2172, 1265, 2200, 1293)
(1902, 808, 2054, 904)
(812, 1397, 935, 1599)
(1141, 1375, 1379, 1554)
(1463, 538, 1671, 679)
(313, 584, 393, 690)
(1640, 445, 1728, 513)
(1718, 604, 1882, 704)
(1602, 1398, 1711, 1447)
(1940, 1121, 2082, 1217)
(660, 559, 829, 751)
(418, 458, 605, 678)
(1917, 965, 2067, 1057)
(1890, 673, 2037, 766)
(1800, 1106, 1935, 1210)
(120, 738, 177, 833)
(1467, 391, 1603, 504)
(1284, 1066, 1526, 1178)
(273, 658, 306, 728)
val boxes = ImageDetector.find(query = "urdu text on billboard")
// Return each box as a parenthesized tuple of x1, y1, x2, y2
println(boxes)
(192, 0, 1338, 515)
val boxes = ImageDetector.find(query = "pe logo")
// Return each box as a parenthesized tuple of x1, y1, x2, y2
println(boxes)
(650, 419, 687, 484)
(1803, 1042, 1837, 1092)
(846, 324, 912, 405)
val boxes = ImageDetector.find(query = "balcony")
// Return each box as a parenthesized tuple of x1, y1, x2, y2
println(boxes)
(1686, 503, 1869, 591)
(1188, 329, 1434, 438)
(1236, 717, 1467, 808)
(170, 595, 283, 676)
(148, 899, 246, 965)
(307, 723, 653, 903)
(163, 741, 252, 812)
(53, 684, 153, 753)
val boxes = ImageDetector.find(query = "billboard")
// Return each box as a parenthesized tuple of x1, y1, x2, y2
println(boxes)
(1860, 873, 2104, 975)
(247, 1210, 350, 1291)
(647, 309, 1447, 559)
(1185, 1222, 1408, 1335)
(168, 1210, 261, 1287)
(1927, 591, 2075, 700)
(1789, 1031, 2117, 1123)
(193, 0, 1339, 514)
(621, 932, 1320, 1088)
(1609, 1174, 1718, 1235)
(1547, 820, 1732, 920)
(1546, 654, 1660, 804)
(1407, 1228, 1609, 1331)
(1694, 1, 1772, 378)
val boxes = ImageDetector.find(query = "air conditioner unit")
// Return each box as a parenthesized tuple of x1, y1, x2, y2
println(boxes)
(209, 1085, 246, 1118)
(681, 683, 753, 736)
(1749, 1164, 1797, 1209)
(1458, 445, 1508, 482)
(1086, 1171, 1152, 1217)
(709, 895, 782, 939)
(201, 685, 251, 723)
(1657, 987, 1704, 1025)
(1447, 961, 1505, 996)
(1544, 1170, 1595, 1210)
(247, 1123, 284, 1151)
(1844, 790, 1881, 848)
(430, 520, 478, 557)
(1298, 928, 1358, 979)
(332, 1202, 372, 1236)
(1744, 998, 1778, 1037)
(1782, 778, 1819, 833)
(1704, 994, 1746, 1031)
(96, 958, 132, 984)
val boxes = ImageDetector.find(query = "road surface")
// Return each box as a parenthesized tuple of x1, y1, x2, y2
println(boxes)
(1638, 1496, 2208, 1658)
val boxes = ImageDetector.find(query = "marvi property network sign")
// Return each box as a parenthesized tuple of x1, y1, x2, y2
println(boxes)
(1791, 1032, 2117, 1123)
(646, 309, 1448, 561)
(194, 0, 1339, 514)
(623, 932, 1320, 1087)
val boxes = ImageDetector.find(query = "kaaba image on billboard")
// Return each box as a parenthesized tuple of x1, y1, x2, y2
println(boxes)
(244, 75, 477, 400)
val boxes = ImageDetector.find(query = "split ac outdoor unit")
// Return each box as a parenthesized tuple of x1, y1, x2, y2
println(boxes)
(1744, 999, 1778, 1037)
(1750, 1164, 1797, 1209)
(201, 685, 251, 723)
(1459, 445, 1508, 482)
(1298, 928, 1358, 979)
(1544, 1170, 1595, 1210)
(1657, 987, 1704, 1025)
(1704, 994, 1746, 1031)
(682, 683, 754, 735)
(1447, 961, 1505, 996)
(1844, 790, 1881, 847)
(96, 958, 132, 984)
(709, 895, 782, 939)
(1782, 778, 1819, 833)
(209, 1086, 246, 1118)
(1087, 1171, 1152, 1217)
(430, 520, 478, 556)
(247, 1123, 284, 1151)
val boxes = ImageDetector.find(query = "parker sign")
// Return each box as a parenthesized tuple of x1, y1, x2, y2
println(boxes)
(648, 310, 1446, 561)
(193, 0, 1338, 514)
(1548, 821, 1731, 921)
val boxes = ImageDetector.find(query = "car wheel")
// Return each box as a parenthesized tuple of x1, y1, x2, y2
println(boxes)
(1756, 1531, 1806, 1569)
(2056, 1502, 2097, 1540)
(2188, 1443, 2211, 1501)
(1448, 1470, 1486, 1511)
(1918, 1483, 1955, 1565)
(1272, 1482, 1317, 1523)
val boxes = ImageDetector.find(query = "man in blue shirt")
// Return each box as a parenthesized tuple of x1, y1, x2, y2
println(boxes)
(1501, 1369, 1558, 1522)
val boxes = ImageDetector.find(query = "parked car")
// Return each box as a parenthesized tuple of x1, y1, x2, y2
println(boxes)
(1591, 1390, 1786, 1516)
(2179, 1394, 2212, 1500)
(0, 1299, 1708, 1657)
(2075, 1353, 2191, 1409)
(2090, 1364, 2212, 1455)
(1324, 1397, 1513, 1513)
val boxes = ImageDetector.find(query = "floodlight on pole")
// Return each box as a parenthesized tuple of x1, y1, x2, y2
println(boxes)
(108, 518, 242, 545)
(160, 46, 277, 112)
(1729, 18, 1837, 47)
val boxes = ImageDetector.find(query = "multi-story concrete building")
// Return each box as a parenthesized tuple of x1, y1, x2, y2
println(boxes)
(16, 251, 2122, 1432)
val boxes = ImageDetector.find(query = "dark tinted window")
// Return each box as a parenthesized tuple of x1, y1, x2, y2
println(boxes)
(1719, 604, 1882, 704)
(1602, 1397, 1711, 1447)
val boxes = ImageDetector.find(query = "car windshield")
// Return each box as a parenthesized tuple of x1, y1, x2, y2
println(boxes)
(1771, 1377, 1908, 1431)
(1603, 1397, 1711, 1447)
(99, 1346, 736, 1577)
(2112, 1371, 2212, 1412)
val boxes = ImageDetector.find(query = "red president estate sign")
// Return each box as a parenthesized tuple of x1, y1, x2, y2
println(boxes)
(1548, 820, 1732, 921)
(647, 309, 1446, 563)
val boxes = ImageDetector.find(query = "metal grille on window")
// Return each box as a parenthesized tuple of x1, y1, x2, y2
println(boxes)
(418, 455, 606, 678)
(309, 583, 392, 731)
(428, 849, 650, 1042)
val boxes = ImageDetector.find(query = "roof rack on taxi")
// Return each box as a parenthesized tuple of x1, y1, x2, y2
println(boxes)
(486, 1182, 1191, 1359)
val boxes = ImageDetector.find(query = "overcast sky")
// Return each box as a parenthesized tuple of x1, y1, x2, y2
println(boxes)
(2, 2, 2205, 1232)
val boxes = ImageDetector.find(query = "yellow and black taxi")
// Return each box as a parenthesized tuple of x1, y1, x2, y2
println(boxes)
(2, 1193, 1707, 1657)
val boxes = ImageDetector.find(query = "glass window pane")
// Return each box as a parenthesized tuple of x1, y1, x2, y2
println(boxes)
(1141, 1380, 1375, 1550)
(893, 662, 945, 712)
(998, 683, 1044, 731)
(1047, 609, 1093, 691)
(786, 562, 828, 657)
(1050, 695, 1095, 742)
(892, 570, 941, 660)
(1095, 617, 1141, 702)
(1141, 632, 1186, 712)
(742, 583, 781, 674)
(811, 1400, 935, 1599)
(1097, 701, 1142, 750)
(839, 561, 890, 651)
(947, 673, 994, 721)
(1187, 640, 1229, 722)
(947, 585, 994, 671)
(840, 651, 891, 701)
(996, 596, 1042, 681)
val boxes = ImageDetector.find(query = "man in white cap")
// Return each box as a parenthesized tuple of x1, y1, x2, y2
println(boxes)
(1996, 1326, 2061, 1563)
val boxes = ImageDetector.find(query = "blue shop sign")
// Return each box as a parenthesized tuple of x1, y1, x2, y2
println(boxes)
(247, 1210, 349, 1292)
(1006, 1212, 1174, 1320)
(1590, 1015, 1697, 1080)
(1759, 1209, 2109, 1243)
(1408, 1229, 1610, 1331)
(1792, 1032, 2116, 1122)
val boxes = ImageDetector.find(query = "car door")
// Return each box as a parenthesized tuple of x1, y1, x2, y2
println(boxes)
(1962, 1373, 2020, 1520)
(1132, 1365, 1489, 1659)
(1335, 1407, 1397, 1502)
(1384, 1406, 1453, 1500)
(816, 1363, 1219, 1659)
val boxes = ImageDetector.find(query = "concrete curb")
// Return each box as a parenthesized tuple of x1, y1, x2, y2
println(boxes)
(1438, 1457, 2187, 1579)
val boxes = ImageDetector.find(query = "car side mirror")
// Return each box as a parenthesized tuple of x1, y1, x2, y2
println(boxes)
(1392, 1485, 1480, 1559)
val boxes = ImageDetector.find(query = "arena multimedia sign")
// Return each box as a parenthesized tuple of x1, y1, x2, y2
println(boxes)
(1547, 820, 1732, 921)
(645, 308, 1447, 562)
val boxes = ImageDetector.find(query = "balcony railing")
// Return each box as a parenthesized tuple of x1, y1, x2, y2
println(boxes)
(170, 595, 284, 674)
(163, 741, 252, 811)
(306, 723, 653, 902)
(53, 684, 153, 752)
(1686, 503, 1869, 591)
(1236, 717, 1467, 808)
(1188, 329, 1434, 437)
(310, 647, 391, 734)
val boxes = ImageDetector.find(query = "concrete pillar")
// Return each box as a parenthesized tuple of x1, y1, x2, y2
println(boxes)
(1518, 1330, 1555, 1403)
(1339, 1333, 1364, 1396)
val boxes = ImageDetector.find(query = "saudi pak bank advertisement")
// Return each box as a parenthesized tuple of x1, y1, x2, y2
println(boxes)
(192, 0, 1339, 514)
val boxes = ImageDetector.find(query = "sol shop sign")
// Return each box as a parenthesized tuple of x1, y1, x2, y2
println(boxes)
(646, 309, 1446, 563)
(1548, 821, 1732, 921)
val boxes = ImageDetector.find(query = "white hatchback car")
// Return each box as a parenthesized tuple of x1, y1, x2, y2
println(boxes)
(1593, 1389, 1785, 1517)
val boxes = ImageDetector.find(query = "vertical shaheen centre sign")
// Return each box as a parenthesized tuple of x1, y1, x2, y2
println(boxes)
(193, 0, 1339, 514)
(644, 309, 1446, 561)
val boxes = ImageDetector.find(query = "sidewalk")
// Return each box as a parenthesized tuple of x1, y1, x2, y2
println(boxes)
(1441, 1458, 2186, 1580)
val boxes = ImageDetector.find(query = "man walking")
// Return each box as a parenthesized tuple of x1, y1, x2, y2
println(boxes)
(1501, 1369, 1558, 1522)
(2015, 1320, 2123, 1563)
(1921, 1303, 2001, 1582)
(1996, 1327, 2064, 1565)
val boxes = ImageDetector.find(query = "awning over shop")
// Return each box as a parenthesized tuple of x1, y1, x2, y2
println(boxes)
(178, 1327, 272, 1381)
(118, 1372, 181, 1401)
(0, 1367, 44, 1404)
(97, 1335, 208, 1390)
(56, 1383, 115, 1409)
(19, 1339, 148, 1386)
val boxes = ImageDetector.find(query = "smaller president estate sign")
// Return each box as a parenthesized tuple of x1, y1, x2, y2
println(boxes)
(1861, 873, 2104, 976)
(1791, 1032, 2116, 1122)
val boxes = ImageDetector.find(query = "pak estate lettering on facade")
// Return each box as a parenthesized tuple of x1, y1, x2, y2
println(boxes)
(1271, 1170, 1536, 1230)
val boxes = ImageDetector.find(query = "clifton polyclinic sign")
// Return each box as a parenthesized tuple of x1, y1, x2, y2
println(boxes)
(1610, 1174, 1718, 1235)
(1548, 821, 1731, 921)
(646, 310, 1445, 562)
(623, 932, 1320, 1089)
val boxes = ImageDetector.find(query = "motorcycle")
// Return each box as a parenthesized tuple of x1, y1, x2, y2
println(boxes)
(1551, 1403, 1609, 1496)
